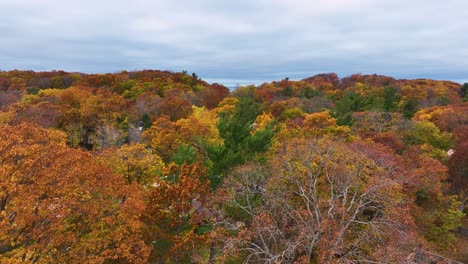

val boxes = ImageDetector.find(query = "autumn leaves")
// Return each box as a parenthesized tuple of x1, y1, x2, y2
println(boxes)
(0, 70, 466, 263)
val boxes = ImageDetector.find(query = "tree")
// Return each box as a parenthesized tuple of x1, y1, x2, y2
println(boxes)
(404, 121, 453, 160)
(447, 138, 468, 212)
(402, 98, 419, 119)
(401, 147, 464, 249)
(11, 87, 129, 150)
(460, 83, 468, 100)
(282, 86, 293, 97)
(332, 92, 375, 126)
(0, 123, 150, 263)
(144, 107, 222, 164)
(352, 111, 401, 135)
(156, 96, 193, 121)
(383, 85, 401, 112)
(226, 138, 418, 263)
(143, 163, 213, 263)
(197, 83, 230, 109)
(98, 143, 165, 186)
(143, 115, 181, 162)
(206, 97, 277, 186)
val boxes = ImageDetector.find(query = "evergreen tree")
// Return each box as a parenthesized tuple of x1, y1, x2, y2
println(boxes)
(206, 97, 277, 188)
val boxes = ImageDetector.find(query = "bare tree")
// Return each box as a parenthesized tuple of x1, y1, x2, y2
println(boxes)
(224, 138, 418, 263)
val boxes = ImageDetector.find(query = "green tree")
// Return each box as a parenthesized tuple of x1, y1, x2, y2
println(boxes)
(404, 121, 453, 150)
(282, 86, 293, 97)
(142, 113, 152, 129)
(402, 98, 418, 119)
(383, 86, 400, 112)
(461, 83, 468, 100)
(206, 97, 277, 187)
(332, 92, 375, 126)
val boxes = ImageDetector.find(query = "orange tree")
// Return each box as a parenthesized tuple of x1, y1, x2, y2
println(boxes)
(0, 123, 150, 263)
(143, 162, 213, 263)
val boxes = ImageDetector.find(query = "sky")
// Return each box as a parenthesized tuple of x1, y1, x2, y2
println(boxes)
(1, 0, 468, 87)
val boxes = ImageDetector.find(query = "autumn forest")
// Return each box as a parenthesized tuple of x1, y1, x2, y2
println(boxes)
(0, 70, 467, 263)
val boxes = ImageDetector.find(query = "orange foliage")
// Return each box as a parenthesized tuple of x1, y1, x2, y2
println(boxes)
(0, 123, 150, 263)
(143, 163, 212, 263)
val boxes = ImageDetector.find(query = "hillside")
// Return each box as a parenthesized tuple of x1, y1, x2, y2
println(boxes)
(0, 70, 467, 263)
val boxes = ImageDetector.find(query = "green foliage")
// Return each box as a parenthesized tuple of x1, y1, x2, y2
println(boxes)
(142, 113, 152, 129)
(193, 84, 204, 92)
(223, 194, 263, 222)
(181, 74, 194, 86)
(206, 97, 277, 187)
(332, 92, 376, 126)
(402, 98, 418, 119)
(282, 86, 293, 96)
(121, 80, 136, 90)
(116, 79, 138, 96)
(382, 86, 400, 112)
(116, 115, 129, 130)
(218, 97, 260, 153)
(301, 86, 320, 99)
(404, 121, 453, 150)
(420, 197, 464, 249)
(172, 144, 198, 166)
(460, 83, 468, 99)
(195, 224, 213, 235)
(280, 107, 303, 121)
(436, 96, 449, 106)
(26, 86, 40, 95)
(151, 239, 174, 261)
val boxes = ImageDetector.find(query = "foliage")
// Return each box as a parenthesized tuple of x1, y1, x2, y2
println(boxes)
(0, 123, 150, 263)
(224, 138, 418, 263)
(402, 98, 419, 119)
(143, 163, 213, 263)
(98, 143, 165, 186)
(383, 85, 401, 112)
(404, 121, 453, 150)
(206, 97, 278, 185)
(332, 92, 376, 126)
(0, 70, 466, 262)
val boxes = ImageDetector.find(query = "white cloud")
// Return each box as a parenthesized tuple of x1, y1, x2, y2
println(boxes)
(0, 0, 467, 82)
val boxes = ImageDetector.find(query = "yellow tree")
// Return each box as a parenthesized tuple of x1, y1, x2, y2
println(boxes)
(98, 143, 165, 186)
(144, 107, 222, 163)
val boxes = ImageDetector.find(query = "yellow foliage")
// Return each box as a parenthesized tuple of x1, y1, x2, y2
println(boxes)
(99, 144, 165, 186)
(252, 112, 275, 134)
(215, 97, 238, 114)
(280, 107, 304, 120)
(178, 106, 222, 145)
(38, 88, 63, 97)
(304, 111, 336, 129)
(0, 110, 13, 124)
(353, 82, 371, 96)
(413, 107, 445, 123)
(17, 94, 39, 108)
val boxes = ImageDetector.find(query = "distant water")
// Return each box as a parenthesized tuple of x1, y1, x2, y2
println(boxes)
(204, 78, 269, 90)
(205, 77, 467, 90)
(452, 79, 468, 84)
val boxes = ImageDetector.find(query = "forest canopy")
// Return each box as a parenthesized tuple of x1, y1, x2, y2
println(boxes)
(0, 70, 466, 263)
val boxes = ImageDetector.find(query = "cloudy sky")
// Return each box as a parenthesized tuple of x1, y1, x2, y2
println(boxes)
(1, 0, 468, 86)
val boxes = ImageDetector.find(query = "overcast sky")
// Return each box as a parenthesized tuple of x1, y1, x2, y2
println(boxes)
(1, 0, 468, 86)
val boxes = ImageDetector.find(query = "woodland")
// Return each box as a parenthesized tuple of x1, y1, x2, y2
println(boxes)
(0, 70, 467, 263)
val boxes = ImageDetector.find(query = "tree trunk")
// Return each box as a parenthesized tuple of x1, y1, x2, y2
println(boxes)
(208, 240, 216, 264)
